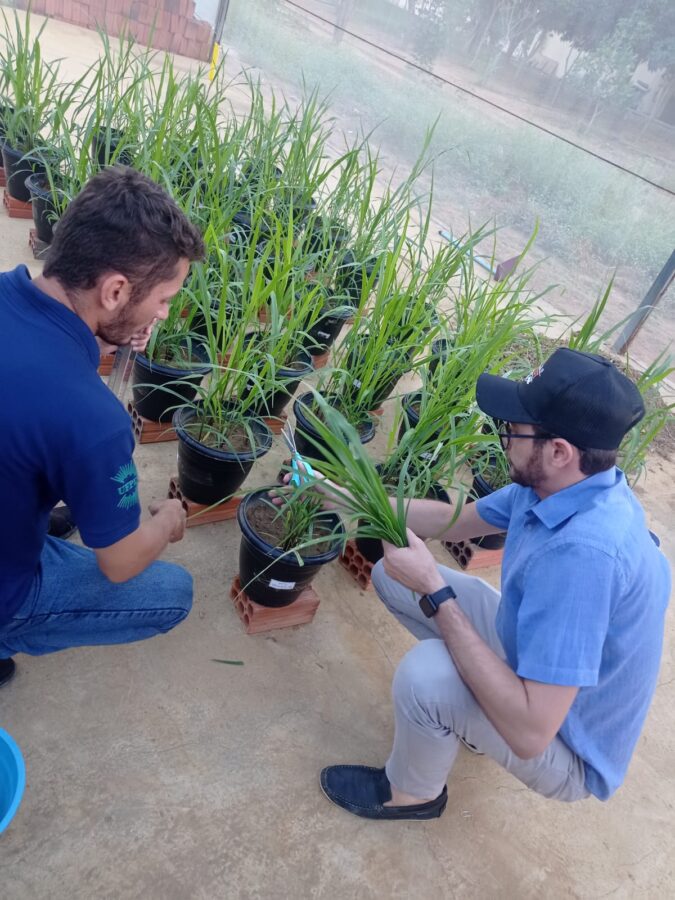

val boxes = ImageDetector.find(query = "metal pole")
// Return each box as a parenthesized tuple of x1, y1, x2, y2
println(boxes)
(613, 249, 675, 355)
(214, 0, 231, 46)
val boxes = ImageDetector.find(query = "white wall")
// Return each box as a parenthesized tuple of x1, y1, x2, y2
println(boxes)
(195, 0, 220, 25)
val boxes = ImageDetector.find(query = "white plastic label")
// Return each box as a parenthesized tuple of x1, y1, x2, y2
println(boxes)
(270, 578, 296, 590)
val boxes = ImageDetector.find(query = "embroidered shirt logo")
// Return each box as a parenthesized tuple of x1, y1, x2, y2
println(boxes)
(111, 461, 139, 510)
(525, 365, 544, 385)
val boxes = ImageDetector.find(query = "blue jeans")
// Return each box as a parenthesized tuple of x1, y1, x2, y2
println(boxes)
(0, 537, 192, 658)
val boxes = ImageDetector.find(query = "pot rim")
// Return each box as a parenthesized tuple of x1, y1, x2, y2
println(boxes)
(24, 172, 52, 199)
(238, 487, 344, 565)
(293, 391, 376, 441)
(135, 342, 211, 378)
(173, 405, 273, 462)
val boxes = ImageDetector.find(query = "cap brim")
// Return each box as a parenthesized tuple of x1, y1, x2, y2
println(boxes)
(475, 373, 538, 425)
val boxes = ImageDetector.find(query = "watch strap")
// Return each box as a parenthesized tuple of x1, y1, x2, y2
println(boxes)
(419, 584, 457, 618)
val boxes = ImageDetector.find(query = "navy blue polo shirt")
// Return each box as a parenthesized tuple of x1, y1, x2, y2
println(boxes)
(0, 266, 141, 625)
(477, 469, 670, 799)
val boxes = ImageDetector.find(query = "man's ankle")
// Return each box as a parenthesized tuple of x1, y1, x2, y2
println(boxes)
(385, 785, 437, 807)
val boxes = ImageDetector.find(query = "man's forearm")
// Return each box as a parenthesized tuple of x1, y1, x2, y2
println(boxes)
(397, 497, 503, 544)
(435, 599, 551, 759)
(96, 510, 175, 582)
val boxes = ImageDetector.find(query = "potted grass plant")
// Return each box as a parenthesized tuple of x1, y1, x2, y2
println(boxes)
(237, 485, 345, 607)
(131, 271, 214, 423)
(354, 392, 485, 563)
(289, 392, 431, 553)
(0, 10, 57, 201)
(24, 168, 59, 243)
(172, 381, 274, 506)
(171, 249, 281, 505)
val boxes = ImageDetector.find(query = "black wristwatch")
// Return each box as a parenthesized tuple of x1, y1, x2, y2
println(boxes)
(419, 585, 457, 618)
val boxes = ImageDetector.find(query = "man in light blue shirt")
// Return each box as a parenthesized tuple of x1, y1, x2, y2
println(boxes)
(320, 349, 671, 820)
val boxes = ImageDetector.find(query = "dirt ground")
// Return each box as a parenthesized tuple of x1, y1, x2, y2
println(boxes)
(1, 12, 674, 900)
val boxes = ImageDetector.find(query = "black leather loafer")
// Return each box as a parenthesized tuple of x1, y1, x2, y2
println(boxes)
(0, 658, 16, 687)
(48, 504, 77, 540)
(320, 765, 447, 820)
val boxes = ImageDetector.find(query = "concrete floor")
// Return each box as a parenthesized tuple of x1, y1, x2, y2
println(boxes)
(2, 13, 675, 900)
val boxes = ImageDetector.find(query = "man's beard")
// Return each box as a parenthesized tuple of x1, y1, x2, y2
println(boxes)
(508, 443, 546, 490)
(97, 305, 142, 347)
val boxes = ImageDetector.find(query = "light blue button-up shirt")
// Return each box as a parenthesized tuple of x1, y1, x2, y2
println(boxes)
(476, 467, 670, 799)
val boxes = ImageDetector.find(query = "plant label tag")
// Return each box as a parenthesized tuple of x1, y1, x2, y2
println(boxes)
(270, 578, 296, 590)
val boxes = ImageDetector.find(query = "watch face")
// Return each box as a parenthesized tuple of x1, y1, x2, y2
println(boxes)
(419, 595, 436, 618)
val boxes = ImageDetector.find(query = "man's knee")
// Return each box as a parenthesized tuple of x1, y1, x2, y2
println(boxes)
(152, 561, 193, 630)
(393, 640, 467, 721)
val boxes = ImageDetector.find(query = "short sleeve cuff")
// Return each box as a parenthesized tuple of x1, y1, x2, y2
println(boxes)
(517, 661, 599, 688)
(79, 513, 140, 549)
(475, 484, 517, 531)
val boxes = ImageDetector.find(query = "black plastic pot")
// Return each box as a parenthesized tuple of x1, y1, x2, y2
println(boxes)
(132, 343, 210, 423)
(343, 335, 411, 409)
(398, 391, 423, 442)
(173, 406, 273, 505)
(293, 391, 376, 465)
(25, 173, 57, 244)
(227, 211, 254, 247)
(276, 194, 316, 226)
(245, 343, 314, 418)
(397, 391, 447, 444)
(91, 129, 132, 167)
(335, 252, 378, 305)
(302, 305, 355, 354)
(469, 471, 507, 549)
(239, 160, 282, 189)
(237, 488, 344, 607)
(356, 481, 452, 565)
(305, 221, 350, 257)
(429, 336, 453, 377)
(1, 143, 45, 203)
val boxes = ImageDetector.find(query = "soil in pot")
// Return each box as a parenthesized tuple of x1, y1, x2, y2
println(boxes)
(174, 407, 273, 505)
(132, 343, 210, 423)
(293, 391, 376, 465)
(1, 144, 45, 203)
(25, 173, 58, 244)
(238, 488, 344, 607)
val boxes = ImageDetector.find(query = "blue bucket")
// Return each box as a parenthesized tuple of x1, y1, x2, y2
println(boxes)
(0, 728, 25, 833)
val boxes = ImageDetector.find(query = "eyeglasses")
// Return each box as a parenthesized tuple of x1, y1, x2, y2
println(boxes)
(497, 423, 554, 451)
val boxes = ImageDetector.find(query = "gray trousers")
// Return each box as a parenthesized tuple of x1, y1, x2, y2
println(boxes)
(372, 561, 590, 803)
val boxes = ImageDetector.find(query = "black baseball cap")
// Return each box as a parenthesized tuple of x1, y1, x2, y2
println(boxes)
(476, 348, 645, 450)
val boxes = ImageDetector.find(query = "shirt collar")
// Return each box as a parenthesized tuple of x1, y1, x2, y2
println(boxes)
(12, 265, 100, 367)
(526, 468, 622, 529)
